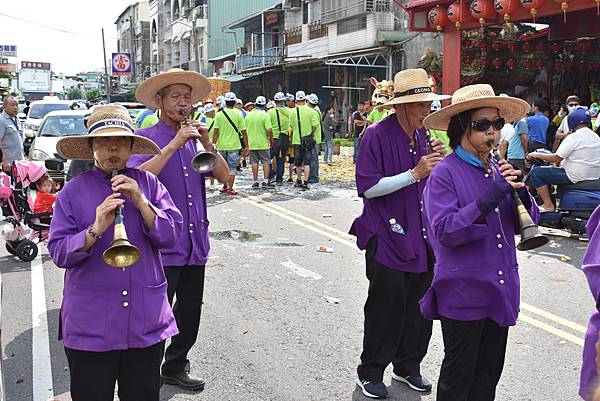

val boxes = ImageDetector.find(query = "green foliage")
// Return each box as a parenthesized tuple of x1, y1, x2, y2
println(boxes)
(333, 138, 354, 147)
(0, 72, 11, 79)
(86, 89, 101, 101)
(66, 88, 83, 100)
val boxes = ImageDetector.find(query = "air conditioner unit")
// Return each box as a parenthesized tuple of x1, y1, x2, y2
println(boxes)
(283, 0, 302, 9)
(223, 60, 234, 74)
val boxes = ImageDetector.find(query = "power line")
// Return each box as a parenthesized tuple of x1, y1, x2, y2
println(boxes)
(0, 11, 105, 38)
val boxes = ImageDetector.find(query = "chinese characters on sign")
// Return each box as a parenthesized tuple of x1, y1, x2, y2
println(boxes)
(20, 61, 51, 70)
(112, 52, 132, 76)
(19, 61, 52, 92)
(0, 45, 17, 57)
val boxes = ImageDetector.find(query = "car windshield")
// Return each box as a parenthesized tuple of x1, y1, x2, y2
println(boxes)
(29, 103, 70, 119)
(39, 116, 87, 137)
(18, 104, 26, 114)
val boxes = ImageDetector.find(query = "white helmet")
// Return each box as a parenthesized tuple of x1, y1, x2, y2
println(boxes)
(274, 92, 286, 102)
(295, 90, 306, 101)
(430, 100, 442, 112)
(307, 93, 319, 105)
(203, 103, 215, 113)
(255, 96, 267, 106)
(225, 92, 237, 102)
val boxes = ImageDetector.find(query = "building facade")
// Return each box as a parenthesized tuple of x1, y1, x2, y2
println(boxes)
(115, 2, 152, 83)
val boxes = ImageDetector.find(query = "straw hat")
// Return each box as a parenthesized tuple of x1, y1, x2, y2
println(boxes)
(385, 68, 450, 106)
(135, 68, 211, 110)
(56, 104, 161, 160)
(423, 84, 530, 131)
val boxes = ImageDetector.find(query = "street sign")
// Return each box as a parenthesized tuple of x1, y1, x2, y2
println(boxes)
(21, 61, 51, 70)
(19, 69, 52, 92)
(0, 45, 17, 57)
(112, 52, 132, 76)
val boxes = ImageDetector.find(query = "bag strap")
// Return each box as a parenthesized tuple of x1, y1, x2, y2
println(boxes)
(208, 120, 215, 132)
(296, 107, 302, 137)
(275, 109, 282, 133)
(221, 109, 240, 135)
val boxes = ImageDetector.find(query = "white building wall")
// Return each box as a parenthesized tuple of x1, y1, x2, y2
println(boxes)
(327, 14, 377, 54)
(284, 9, 303, 28)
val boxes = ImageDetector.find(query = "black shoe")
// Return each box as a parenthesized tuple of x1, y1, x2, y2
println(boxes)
(356, 378, 388, 399)
(276, 181, 283, 186)
(287, 178, 293, 183)
(161, 372, 205, 392)
(301, 181, 309, 190)
(236, 166, 242, 172)
(294, 180, 302, 188)
(251, 182, 260, 189)
(307, 178, 319, 184)
(266, 181, 276, 188)
(391, 372, 432, 392)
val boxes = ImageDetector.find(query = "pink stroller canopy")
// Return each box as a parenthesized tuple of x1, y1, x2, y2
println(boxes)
(13, 160, 48, 187)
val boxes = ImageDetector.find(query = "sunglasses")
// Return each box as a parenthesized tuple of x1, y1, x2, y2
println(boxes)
(470, 118, 505, 132)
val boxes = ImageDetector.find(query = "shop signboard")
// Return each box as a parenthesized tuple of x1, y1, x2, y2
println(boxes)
(112, 52, 132, 76)
(0, 64, 16, 73)
(0, 45, 17, 57)
(19, 69, 52, 92)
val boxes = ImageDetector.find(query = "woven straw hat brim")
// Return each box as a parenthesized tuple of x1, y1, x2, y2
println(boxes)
(423, 96, 530, 131)
(136, 70, 211, 110)
(56, 128, 161, 160)
(385, 92, 451, 106)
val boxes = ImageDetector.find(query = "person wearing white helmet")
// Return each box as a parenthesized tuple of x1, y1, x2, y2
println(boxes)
(289, 90, 319, 189)
(427, 100, 451, 155)
(306, 93, 322, 183)
(268, 91, 291, 185)
(200, 103, 217, 189)
(212, 92, 248, 195)
(246, 96, 274, 188)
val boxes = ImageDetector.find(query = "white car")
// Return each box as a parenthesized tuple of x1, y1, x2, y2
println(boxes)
(29, 110, 89, 181)
(23, 100, 85, 139)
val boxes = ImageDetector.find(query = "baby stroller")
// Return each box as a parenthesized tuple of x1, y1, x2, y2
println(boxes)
(0, 160, 53, 262)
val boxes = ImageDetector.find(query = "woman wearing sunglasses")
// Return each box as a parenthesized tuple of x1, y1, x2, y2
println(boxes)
(418, 84, 539, 401)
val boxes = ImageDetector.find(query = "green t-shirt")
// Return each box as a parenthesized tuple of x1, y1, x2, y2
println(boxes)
(267, 106, 290, 139)
(289, 104, 319, 145)
(134, 109, 160, 129)
(428, 129, 451, 155)
(308, 106, 322, 144)
(246, 109, 272, 150)
(215, 107, 246, 151)
(367, 107, 390, 124)
(203, 116, 215, 142)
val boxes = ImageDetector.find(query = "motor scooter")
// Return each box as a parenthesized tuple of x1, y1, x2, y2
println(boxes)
(538, 178, 600, 234)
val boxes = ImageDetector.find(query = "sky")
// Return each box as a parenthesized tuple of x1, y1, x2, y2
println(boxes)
(0, 0, 133, 75)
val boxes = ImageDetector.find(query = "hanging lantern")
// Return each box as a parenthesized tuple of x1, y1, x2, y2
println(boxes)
(554, 59, 562, 70)
(470, 0, 496, 27)
(524, 59, 533, 70)
(519, 0, 545, 22)
(552, 0, 572, 22)
(480, 57, 489, 68)
(592, 62, 600, 72)
(492, 57, 502, 70)
(551, 42, 561, 54)
(492, 41, 503, 51)
(522, 42, 531, 53)
(464, 38, 473, 48)
(494, 0, 519, 23)
(506, 58, 516, 70)
(463, 55, 473, 66)
(507, 41, 517, 52)
(448, 1, 471, 29)
(535, 59, 545, 69)
(535, 42, 545, 53)
(428, 5, 449, 32)
(478, 40, 488, 49)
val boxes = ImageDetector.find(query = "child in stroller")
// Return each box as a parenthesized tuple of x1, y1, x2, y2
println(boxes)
(0, 160, 55, 262)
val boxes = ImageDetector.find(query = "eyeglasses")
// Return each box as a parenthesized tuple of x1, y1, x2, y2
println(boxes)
(470, 118, 505, 132)
(568, 103, 579, 107)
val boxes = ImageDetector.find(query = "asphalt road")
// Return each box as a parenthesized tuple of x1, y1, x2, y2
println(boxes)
(0, 170, 593, 401)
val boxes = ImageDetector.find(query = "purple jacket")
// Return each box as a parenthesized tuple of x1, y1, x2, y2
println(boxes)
(129, 119, 210, 267)
(580, 205, 600, 400)
(48, 167, 182, 352)
(420, 153, 539, 327)
(349, 115, 430, 272)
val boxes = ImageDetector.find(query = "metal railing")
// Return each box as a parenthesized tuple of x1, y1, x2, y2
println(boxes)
(236, 46, 282, 71)
(285, 26, 302, 45)
(321, 0, 394, 24)
(308, 21, 328, 40)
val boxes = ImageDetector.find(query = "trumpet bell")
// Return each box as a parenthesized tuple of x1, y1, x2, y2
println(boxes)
(103, 238, 141, 268)
(516, 225, 549, 251)
(191, 150, 217, 173)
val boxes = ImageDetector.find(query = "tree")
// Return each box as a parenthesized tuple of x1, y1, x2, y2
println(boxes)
(66, 88, 83, 100)
(86, 89, 101, 101)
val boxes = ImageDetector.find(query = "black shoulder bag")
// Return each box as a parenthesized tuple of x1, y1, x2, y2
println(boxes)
(297, 107, 316, 152)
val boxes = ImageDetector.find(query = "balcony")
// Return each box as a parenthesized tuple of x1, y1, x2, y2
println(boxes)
(308, 21, 328, 40)
(236, 47, 282, 72)
(285, 26, 302, 45)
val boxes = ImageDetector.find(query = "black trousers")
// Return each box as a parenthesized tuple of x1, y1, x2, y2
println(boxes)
(437, 318, 509, 401)
(357, 236, 434, 382)
(64, 341, 164, 401)
(162, 265, 206, 375)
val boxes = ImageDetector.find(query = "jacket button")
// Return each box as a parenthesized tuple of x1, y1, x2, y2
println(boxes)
(188, 202, 192, 206)
(122, 290, 128, 296)
(497, 243, 503, 249)
(185, 173, 189, 177)
(494, 207, 500, 213)
(485, 173, 489, 178)
(498, 270, 503, 276)
(123, 301, 129, 308)
(499, 279, 505, 285)
(496, 234, 501, 239)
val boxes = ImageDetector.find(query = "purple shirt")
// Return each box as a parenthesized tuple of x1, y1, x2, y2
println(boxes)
(349, 115, 430, 272)
(48, 167, 183, 352)
(420, 153, 539, 327)
(128, 119, 210, 267)
(580, 205, 600, 400)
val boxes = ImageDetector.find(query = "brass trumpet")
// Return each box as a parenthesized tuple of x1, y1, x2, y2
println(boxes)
(180, 113, 217, 173)
(492, 148, 548, 251)
(102, 169, 141, 268)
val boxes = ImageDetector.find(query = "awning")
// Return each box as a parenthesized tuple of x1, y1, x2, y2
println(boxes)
(218, 72, 262, 82)
(223, 5, 282, 30)
(377, 31, 413, 43)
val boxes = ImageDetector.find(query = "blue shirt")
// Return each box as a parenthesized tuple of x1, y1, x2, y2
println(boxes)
(526, 112, 549, 144)
(0, 111, 24, 162)
(508, 118, 528, 160)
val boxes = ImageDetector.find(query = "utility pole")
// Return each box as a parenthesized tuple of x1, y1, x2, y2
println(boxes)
(102, 28, 111, 102)
(191, 11, 200, 72)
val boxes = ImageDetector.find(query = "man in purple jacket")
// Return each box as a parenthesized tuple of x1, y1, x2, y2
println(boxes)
(129, 68, 230, 391)
(49, 104, 183, 401)
(350, 69, 449, 399)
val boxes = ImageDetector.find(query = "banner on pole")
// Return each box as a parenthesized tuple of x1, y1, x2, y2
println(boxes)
(112, 53, 132, 76)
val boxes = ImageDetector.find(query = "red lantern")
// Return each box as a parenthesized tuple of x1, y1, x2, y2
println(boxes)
(480, 57, 489, 68)
(506, 58, 516, 70)
(535, 59, 545, 69)
(494, 0, 518, 23)
(478, 40, 487, 49)
(448, 1, 472, 29)
(463, 38, 473, 48)
(492, 41, 503, 51)
(535, 42, 544, 53)
(428, 5, 449, 32)
(470, 0, 496, 26)
(520, 0, 545, 21)
(551, 42, 561, 53)
(553, 0, 572, 22)
(523, 59, 533, 69)
(577, 60, 587, 72)
(522, 42, 531, 53)
(492, 57, 502, 70)
(592, 62, 600, 72)
(463, 55, 472, 66)
(554, 59, 562, 70)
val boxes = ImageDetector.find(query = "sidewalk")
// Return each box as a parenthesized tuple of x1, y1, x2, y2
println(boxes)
(320, 155, 356, 187)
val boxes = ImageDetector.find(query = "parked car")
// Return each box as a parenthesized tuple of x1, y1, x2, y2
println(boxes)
(23, 100, 74, 155)
(116, 102, 146, 120)
(28, 110, 88, 182)
(17, 103, 27, 124)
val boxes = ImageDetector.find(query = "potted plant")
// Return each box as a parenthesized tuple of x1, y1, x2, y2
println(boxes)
(334, 138, 354, 157)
